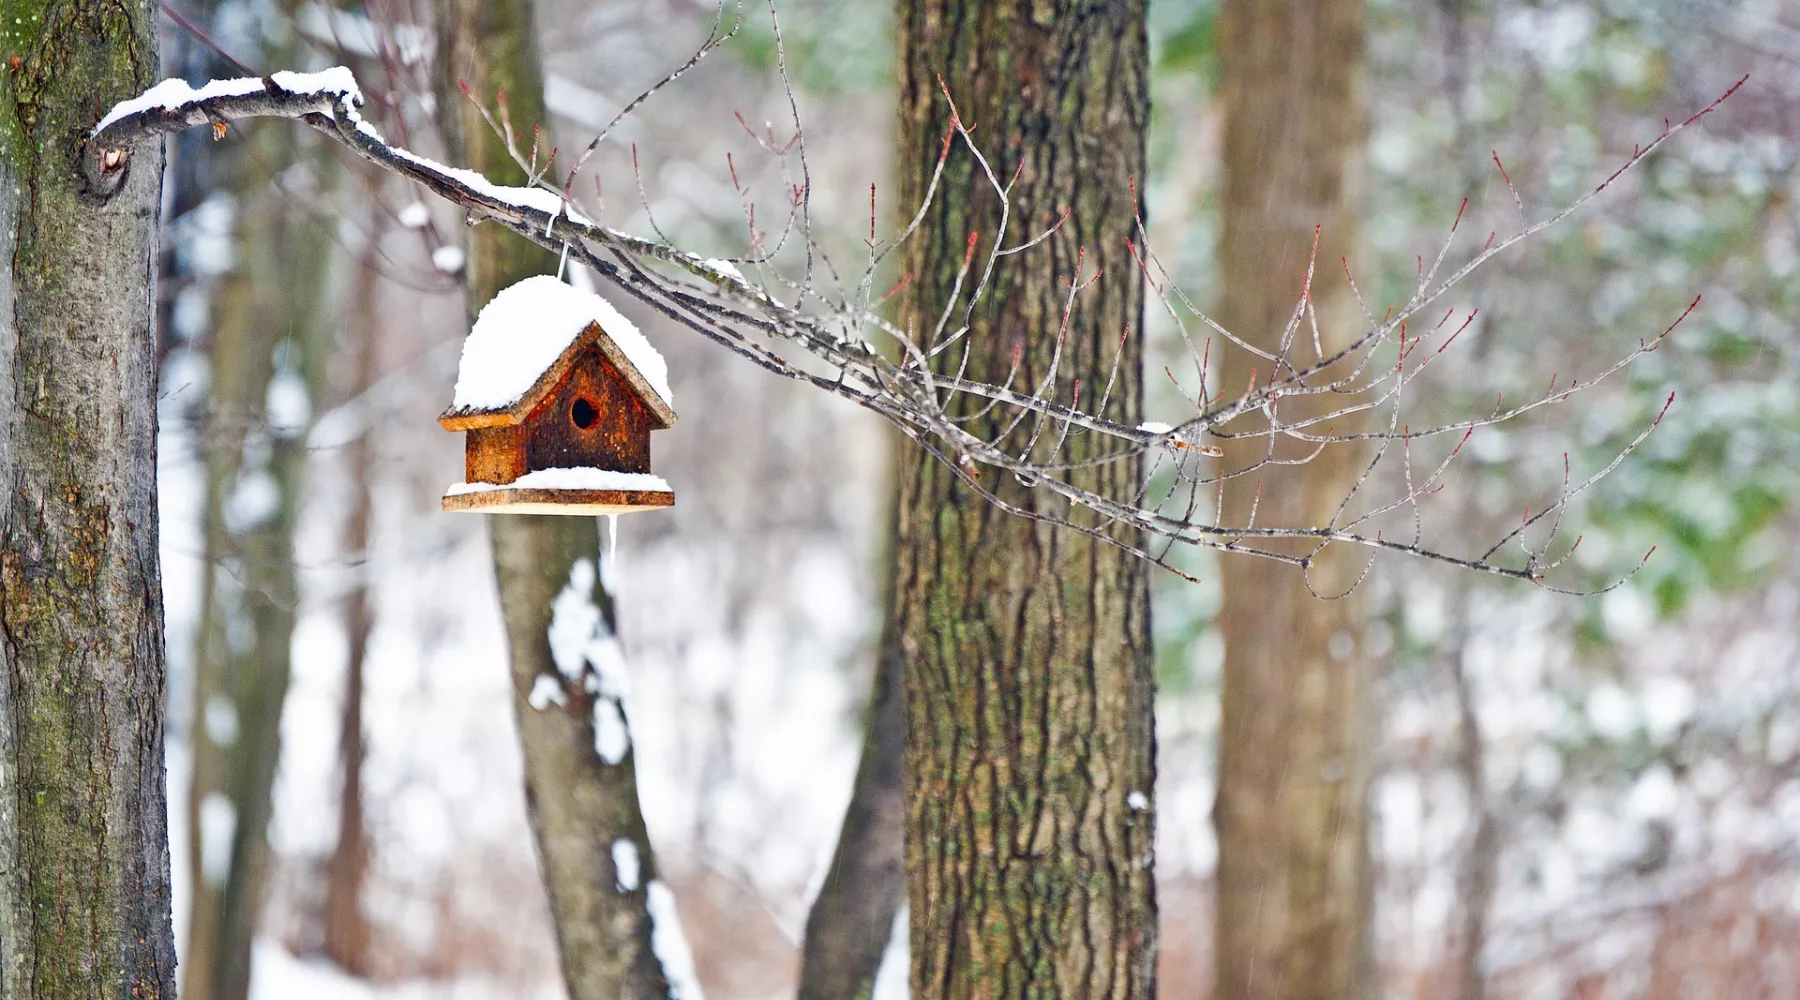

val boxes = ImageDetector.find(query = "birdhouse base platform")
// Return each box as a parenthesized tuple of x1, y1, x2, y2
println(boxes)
(442, 487, 675, 516)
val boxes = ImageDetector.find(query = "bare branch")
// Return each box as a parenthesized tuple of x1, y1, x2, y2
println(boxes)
(85, 67, 1744, 592)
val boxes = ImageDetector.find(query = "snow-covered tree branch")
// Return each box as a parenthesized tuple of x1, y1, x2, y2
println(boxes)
(83, 64, 1744, 591)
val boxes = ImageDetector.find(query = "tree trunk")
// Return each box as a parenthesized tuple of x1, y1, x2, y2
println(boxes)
(797, 629, 905, 1000)
(0, 2, 179, 996)
(322, 211, 384, 977)
(182, 105, 338, 1000)
(893, 4, 1156, 998)
(1212, 3, 1375, 1000)
(1448, 596, 1494, 1000)
(436, 3, 674, 997)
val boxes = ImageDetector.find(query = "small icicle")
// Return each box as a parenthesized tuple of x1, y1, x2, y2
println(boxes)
(603, 512, 620, 596)
(557, 240, 570, 281)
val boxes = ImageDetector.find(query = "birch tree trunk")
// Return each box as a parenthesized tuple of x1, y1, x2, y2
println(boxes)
(1212, 3, 1375, 1000)
(893, 3, 1157, 997)
(436, 3, 673, 996)
(0, 2, 178, 996)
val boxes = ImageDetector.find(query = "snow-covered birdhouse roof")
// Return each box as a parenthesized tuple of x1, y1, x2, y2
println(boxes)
(438, 275, 676, 431)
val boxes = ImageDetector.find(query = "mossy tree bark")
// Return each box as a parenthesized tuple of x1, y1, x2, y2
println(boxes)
(436, 3, 673, 997)
(893, 3, 1157, 997)
(0, 1, 178, 997)
(1212, 3, 1375, 1000)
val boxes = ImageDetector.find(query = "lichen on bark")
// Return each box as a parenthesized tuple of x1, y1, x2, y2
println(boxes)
(0, 1, 176, 997)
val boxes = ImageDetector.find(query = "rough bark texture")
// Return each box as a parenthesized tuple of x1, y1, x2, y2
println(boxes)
(486, 523, 673, 1000)
(0, 2, 178, 997)
(893, 3, 1157, 998)
(437, 2, 673, 997)
(182, 112, 336, 1000)
(1212, 3, 1375, 1000)
(797, 629, 905, 1000)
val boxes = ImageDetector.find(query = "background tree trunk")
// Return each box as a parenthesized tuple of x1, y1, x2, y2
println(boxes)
(436, 2, 674, 997)
(892, 3, 1157, 997)
(182, 100, 338, 1000)
(797, 619, 905, 1000)
(321, 206, 385, 976)
(0, 1, 178, 996)
(1212, 3, 1375, 1000)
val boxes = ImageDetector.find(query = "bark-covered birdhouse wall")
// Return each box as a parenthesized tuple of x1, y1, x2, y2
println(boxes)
(524, 347, 654, 475)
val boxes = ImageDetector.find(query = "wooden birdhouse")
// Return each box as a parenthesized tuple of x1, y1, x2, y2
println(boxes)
(439, 275, 677, 515)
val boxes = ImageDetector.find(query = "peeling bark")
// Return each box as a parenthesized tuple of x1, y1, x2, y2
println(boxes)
(893, 3, 1157, 997)
(0, 1, 178, 996)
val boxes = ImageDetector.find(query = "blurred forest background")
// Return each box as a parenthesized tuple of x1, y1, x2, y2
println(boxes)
(148, 0, 1800, 997)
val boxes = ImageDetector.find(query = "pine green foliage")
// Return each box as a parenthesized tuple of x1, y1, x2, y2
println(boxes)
(1366, 0, 1798, 620)
(734, 0, 893, 95)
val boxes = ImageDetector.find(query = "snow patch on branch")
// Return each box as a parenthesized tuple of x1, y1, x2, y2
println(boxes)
(397, 201, 431, 228)
(381, 141, 596, 226)
(548, 558, 609, 682)
(527, 674, 566, 710)
(101, 68, 603, 255)
(93, 67, 363, 137)
(199, 793, 237, 886)
(545, 556, 637, 766)
(430, 245, 466, 274)
(699, 257, 744, 282)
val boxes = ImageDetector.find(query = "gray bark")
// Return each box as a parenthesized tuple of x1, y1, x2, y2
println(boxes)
(0, 1, 179, 995)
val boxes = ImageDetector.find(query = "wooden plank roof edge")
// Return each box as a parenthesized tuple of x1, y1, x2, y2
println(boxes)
(438, 320, 676, 430)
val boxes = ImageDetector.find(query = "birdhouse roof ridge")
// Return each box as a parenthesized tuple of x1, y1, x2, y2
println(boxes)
(441, 275, 676, 429)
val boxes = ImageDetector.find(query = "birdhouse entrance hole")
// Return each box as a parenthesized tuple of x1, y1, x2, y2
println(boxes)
(572, 397, 598, 429)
